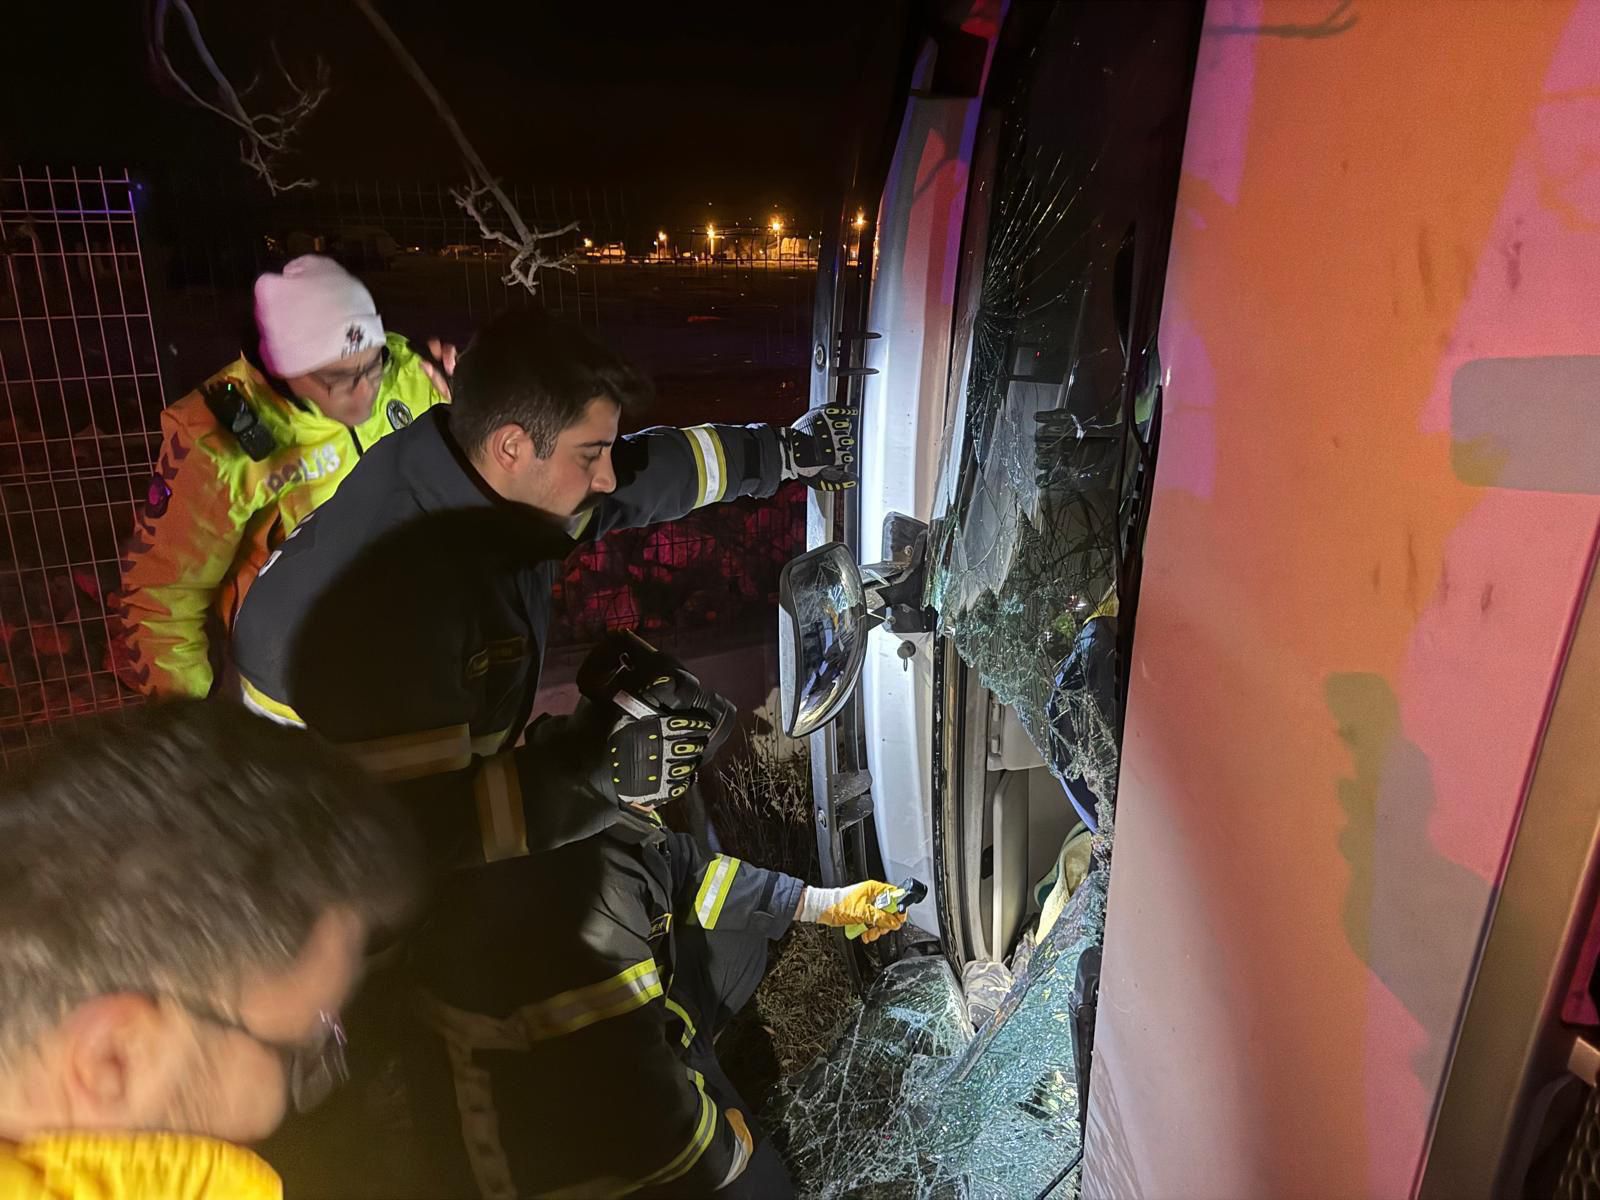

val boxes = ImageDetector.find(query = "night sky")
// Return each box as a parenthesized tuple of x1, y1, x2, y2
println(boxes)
(2, 1, 884, 229)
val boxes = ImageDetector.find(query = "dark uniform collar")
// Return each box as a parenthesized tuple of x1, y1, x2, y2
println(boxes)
(610, 806, 669, 847)
(408, 407, 583, 543)
(408, 406, 502, 513)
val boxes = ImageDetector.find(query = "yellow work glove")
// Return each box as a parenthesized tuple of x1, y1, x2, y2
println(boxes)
(796, 881, 909, 943)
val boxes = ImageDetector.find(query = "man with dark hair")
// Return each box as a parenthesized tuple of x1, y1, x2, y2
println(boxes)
(229, 307, 858, 1195)
(0, 701, 419, 1200)
(233, 305, 854, 827)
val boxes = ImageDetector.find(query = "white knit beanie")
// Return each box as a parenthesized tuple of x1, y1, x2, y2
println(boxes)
(254, 255, 386, 378)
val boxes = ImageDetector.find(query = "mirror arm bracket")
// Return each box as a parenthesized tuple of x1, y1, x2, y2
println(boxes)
(861, 526, 938, 634)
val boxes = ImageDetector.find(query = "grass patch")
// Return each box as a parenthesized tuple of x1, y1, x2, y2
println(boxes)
(753, 923, 860, 1077)
(704, 721, 819, 882)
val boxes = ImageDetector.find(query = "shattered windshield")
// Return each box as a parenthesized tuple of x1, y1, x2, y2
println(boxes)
(769, 865, 1107, 1198)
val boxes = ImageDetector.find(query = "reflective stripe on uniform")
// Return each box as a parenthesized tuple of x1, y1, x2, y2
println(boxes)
(692, 855, 742, 929)
(663, 996, 697, 1049)
(519, 960, 664, 1041)
(472, 728, 511, 756)
(474, 752, 529, 861)
(633, 1068, 718, 1191)
(416, 991, 530, 1052)
(337, 724, 508, 783)
(420, 968, 664, 1050)
(683, 426, 728, 508)
(414, 992, 522, 1200)
(443, 1037, 519, 1200)
(239, 678, 511, 784)
(236, 684, 521, 861)
(343, 723, 475, 782)
(420, 986, 711, 1197)
(240, 677, 306, 727)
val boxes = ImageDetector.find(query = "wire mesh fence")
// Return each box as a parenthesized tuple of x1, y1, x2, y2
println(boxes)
(1, 168, 165, 763)
(0, 167, 814, 766)
(552, 484, 806, 644)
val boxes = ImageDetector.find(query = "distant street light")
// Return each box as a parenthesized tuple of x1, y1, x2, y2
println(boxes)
(853, 210, 867, 229)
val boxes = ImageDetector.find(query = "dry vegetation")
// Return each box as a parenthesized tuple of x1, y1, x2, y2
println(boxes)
(708, 724, 859, 1100)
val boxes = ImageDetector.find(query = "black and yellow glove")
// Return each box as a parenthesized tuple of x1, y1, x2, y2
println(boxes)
(608, 705, 716, 809)
(780, 405, 858, 491)
(577, 635, 729, 808)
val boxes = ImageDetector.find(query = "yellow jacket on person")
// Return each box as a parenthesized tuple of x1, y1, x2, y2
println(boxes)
(118, 333, 447, 698)
(0, 1132, 280, 1200)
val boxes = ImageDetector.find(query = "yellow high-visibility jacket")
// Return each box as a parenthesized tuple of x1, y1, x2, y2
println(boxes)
(118, 333, 446, 697)
(0, 1132, 280, 1200)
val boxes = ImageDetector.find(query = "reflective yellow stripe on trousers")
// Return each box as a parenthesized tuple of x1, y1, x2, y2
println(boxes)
(633, 1068, 718, 1191)
(420, 970, 706, 1196)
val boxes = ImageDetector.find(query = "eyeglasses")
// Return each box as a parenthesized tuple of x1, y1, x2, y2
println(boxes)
(176, 1000, 350, 1113)
(312, 346, 389, 400)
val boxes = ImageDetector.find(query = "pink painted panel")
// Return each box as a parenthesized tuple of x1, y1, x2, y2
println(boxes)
(1088, 2, 1600, 1197)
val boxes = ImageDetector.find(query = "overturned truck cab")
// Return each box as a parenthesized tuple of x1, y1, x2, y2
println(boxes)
(773, 1, 1600, 1198)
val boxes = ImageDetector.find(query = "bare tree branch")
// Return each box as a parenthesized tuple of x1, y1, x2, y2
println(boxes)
(146, 0, 573, 288)
(349, 0, 578, 293)
(451, 184, 580, 291)
(149, 0, 328, 194)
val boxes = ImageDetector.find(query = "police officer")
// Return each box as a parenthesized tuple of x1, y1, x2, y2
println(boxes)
(119, 255, 453, 697)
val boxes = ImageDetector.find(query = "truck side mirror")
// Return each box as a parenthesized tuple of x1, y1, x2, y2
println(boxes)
(777, 542, 870, 738)
(777, 516, 934, 739)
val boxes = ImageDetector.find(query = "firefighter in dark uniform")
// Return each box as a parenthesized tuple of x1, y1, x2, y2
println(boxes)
(231, 307, 881, 1196)
(414, 636, 909, 1197)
